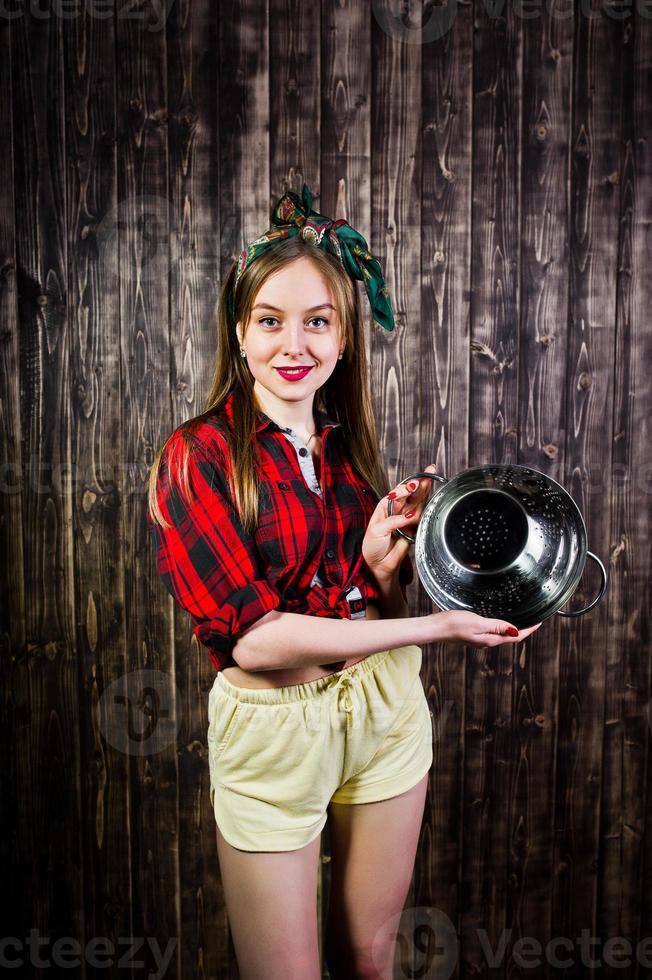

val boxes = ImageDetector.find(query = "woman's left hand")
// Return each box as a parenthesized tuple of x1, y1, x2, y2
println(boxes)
(361, 464, 438, 582)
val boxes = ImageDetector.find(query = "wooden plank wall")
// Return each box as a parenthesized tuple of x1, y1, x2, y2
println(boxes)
(1, 2, 650, 978)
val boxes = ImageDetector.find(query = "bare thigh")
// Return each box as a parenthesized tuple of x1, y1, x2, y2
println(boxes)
(324, 772, 429, 980)
(215, 823, 322, 980)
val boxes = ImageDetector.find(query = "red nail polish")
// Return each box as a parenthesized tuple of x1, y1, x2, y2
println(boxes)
(387, 491, 397, 499)
(407, 481, 418, 491)
(404, 510, 415, 518)
(505, 626, 519, 636)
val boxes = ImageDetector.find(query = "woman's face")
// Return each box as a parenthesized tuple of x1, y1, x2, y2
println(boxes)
(237, 256, 344, 411)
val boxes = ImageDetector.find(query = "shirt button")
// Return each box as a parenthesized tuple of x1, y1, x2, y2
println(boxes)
(299, 447, 308, 457)
(278, 481, 290, 490)
(325, 549, 335, 559)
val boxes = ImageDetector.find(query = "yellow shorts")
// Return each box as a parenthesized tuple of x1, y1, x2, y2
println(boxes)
(207, 644, 433, 852)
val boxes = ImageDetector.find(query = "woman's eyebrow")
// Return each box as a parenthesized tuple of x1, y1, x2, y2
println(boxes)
(251, 302, 336, 313)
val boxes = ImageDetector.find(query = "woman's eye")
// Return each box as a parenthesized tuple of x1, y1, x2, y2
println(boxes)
(257, 317, 329, 328)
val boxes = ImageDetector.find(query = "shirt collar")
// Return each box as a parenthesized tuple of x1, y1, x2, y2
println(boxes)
(255, 407, 341, 435)
(223, 390, 341, 434)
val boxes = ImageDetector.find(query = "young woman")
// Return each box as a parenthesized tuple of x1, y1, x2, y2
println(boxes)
(147, 185, 541, 980)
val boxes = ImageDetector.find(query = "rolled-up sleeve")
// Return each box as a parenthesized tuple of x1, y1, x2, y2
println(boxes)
(148, 434, 283, 670)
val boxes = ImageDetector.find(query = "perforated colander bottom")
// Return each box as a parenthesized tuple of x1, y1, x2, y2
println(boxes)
(443, 490, 529, 573)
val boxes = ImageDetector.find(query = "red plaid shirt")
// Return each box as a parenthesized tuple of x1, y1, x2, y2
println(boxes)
(148, 390, 414, 672)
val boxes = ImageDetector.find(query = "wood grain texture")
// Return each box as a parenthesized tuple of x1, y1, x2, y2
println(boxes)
(9, 4, 85, 955)
(1, 5, 651, 979)
(64, 2, 135, 970)
(270, 0, 321, 198)
(219, 0, 270, 284)
(370, 0, 423, 474)
(566, 10, 626, 980)
(418, 4, 474, 977)
(0, 9, 25, 948)
(609, 15, 652, 980)
(114, 6, 179, 978)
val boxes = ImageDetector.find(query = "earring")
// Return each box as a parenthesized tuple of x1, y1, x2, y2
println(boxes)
(338, 352, 343, 360)
(240, 347, 246, 358)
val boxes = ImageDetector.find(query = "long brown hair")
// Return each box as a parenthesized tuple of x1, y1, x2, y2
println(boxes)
(147, 235, 392, 532)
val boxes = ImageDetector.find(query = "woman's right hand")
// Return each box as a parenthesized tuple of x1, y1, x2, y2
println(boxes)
(426, 610, 542, 647)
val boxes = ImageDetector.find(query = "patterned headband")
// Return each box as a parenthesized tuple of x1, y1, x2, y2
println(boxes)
(227, 183, 395, 333)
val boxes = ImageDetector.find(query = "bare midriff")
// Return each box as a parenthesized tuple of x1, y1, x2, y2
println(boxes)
(220, 602, 382, 689)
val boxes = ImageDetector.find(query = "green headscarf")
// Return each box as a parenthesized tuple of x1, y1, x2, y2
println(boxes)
(228, 183, 395, 333)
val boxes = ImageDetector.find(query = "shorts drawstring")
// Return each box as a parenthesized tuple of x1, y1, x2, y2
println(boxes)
(329, 665, 358, 713)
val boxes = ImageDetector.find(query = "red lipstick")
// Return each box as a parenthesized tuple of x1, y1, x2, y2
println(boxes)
(274, 366, 314, 382)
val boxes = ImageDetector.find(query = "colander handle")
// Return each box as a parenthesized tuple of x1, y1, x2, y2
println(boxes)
(555, 551, 608, 618)
(386, 471, 448, 544)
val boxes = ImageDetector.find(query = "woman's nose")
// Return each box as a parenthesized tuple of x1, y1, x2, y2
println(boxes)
(283, 323, 307, 353)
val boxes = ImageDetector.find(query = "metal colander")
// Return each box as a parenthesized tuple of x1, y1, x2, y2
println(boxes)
(387, 464, 607, 628)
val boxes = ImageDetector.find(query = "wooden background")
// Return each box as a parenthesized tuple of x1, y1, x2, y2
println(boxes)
(1, 1, 651, 977)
